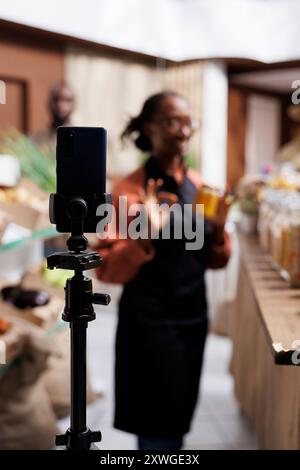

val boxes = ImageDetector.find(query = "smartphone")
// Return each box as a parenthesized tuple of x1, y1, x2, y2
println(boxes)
(50, 126, 110, 233)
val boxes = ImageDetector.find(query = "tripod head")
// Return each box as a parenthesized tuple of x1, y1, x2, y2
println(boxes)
(66, 197, 89, 253)
(48, 198, 102, 270)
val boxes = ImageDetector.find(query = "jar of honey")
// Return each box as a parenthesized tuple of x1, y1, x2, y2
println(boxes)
(193, 184, 223, 219)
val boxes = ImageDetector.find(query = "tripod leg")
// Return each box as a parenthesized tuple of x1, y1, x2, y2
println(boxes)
(55, 270, 102, 450)
(56, 320, 101, 450)
(71, 322, 87, 434)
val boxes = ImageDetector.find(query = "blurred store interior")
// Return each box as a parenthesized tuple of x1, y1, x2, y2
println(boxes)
(1, 0, 300, 450)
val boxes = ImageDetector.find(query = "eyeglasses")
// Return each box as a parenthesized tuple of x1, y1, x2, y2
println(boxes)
(152, 117, 201, 133)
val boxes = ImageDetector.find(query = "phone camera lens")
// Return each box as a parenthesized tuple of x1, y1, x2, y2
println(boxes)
(61, 130, 74, 158)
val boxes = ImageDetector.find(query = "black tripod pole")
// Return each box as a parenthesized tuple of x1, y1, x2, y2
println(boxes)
(47, 198, 110, 450)
(71, 315, 87, 435)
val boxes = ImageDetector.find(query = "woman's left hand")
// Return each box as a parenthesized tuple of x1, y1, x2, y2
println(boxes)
(212, 195, 231, 229)
(210, 189, 235, 242)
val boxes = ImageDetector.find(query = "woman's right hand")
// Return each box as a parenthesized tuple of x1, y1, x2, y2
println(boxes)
(140, 178, 178, 236)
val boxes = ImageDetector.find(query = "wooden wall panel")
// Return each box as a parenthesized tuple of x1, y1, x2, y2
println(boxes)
(0, 80, 26, 132)
(227, 86, 247, 191)
(0, 30, 64, 134)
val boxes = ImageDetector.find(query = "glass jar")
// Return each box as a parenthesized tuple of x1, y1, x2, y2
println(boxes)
(287, 201, 300, 288)
(270, 199, 284, 270)
(280, 202, 292, 276)
(258, 194, 269, 251)
(268, 191, 282, 265)
(194, 184, 223, 219)
(258, 188, 277, 254)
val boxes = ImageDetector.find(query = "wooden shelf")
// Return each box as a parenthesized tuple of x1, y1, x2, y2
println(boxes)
(238, 232, 300, 365)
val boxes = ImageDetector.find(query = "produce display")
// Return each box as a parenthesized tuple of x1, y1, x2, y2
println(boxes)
(0, 154, 20, 187)
(237, 175, 266, 216)
(0, 185, 44, 209)
(0, 317, 11, 334)
(0, 159, 50, 244)
(0, 210, 10, 235)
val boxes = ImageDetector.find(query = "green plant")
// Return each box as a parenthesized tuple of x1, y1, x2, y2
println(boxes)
(0, 129, 56, 193)
(183, 154, 197, 169)
(238, 195, 259, 215)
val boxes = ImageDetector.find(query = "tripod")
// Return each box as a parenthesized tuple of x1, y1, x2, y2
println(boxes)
(47, 198, 110, 450)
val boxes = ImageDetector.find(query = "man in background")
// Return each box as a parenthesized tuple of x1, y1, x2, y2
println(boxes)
(31, 81, 75, 251)
(31, 80, 75, 157)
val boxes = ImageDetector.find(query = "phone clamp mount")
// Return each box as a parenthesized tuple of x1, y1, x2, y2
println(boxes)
(47, 196, 111, 450)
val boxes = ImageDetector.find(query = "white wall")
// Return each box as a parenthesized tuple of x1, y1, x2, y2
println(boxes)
(200, 61, 230, 321)
(201, 61, 228, 189)
(65, 47, 162, 178)
(245, 95, 281, 174)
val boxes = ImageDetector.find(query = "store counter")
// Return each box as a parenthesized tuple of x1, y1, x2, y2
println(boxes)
(231, 231, 300, 449)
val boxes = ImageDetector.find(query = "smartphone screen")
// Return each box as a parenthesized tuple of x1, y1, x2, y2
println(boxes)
(56, 126, 106, 197)
(53, 126, 108, 233)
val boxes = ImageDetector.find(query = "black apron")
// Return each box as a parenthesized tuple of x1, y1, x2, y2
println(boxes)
(114, 156, 209, 438)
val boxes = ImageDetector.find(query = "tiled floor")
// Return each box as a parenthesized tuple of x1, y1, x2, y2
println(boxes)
(58, 302, 258, 450)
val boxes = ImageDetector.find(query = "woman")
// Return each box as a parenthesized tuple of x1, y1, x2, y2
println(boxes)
(96, 91, 231, 450)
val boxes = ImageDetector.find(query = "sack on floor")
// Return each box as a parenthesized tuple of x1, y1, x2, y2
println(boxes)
(0, 320, 58, 449)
